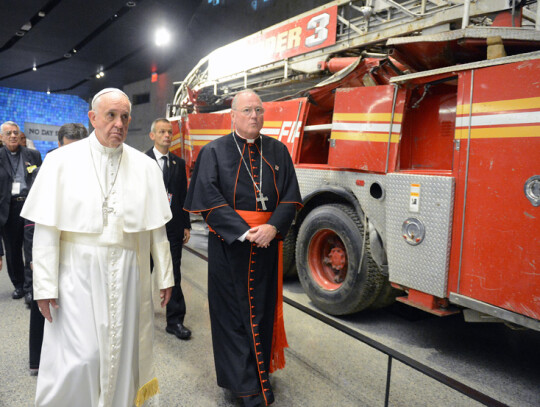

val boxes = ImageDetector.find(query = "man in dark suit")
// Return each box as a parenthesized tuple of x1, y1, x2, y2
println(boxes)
(146, 118, 192, 339)
(0, 161, 10, 271)
(0, 121, 42, 302)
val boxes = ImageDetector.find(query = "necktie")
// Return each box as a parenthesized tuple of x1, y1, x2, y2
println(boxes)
(161, 156, 170, 184)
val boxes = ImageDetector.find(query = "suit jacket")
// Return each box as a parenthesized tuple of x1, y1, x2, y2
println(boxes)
(146, 148, 191, 242)
(0, 162, 10, 228)
(0, 162, 9, 256)
(0, 146, 41, 257)
(0, 145, 42, 216)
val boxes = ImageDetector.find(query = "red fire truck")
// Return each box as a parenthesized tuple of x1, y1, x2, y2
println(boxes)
(167, 0, 540, 330)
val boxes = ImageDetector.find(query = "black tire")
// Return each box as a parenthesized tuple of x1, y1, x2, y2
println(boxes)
(369, 280, 401, 309)
(282, 225, 298, 278)
(296, 204, 384, 315)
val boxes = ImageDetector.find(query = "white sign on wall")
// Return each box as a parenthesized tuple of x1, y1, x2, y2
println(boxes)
(24, 122, 61, 141)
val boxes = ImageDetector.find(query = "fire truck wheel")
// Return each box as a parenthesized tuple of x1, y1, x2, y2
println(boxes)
(296, 204, 384, 315)
(282, 225, 298, 278)
(369, 280, 400, 309)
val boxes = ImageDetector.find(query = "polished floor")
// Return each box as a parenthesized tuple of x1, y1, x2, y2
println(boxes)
(0, 234, 537, 406)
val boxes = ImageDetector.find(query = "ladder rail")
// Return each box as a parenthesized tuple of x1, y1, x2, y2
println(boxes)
(169, 0, 538, 117)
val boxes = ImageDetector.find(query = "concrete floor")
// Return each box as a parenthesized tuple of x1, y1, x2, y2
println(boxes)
(0, 245, 485, 407)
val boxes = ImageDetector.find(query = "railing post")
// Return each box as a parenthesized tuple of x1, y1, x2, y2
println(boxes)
(384, 355, 393, 407)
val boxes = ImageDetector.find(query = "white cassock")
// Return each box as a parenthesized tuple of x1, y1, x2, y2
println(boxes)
(21, 133, 174, 407)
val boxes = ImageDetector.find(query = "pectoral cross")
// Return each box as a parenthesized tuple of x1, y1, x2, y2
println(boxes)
(102, 199, 114, 226)
(256, 191, 268, 211)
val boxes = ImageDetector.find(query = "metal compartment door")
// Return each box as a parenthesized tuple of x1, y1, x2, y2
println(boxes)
(328, 86, 406, 173)
(452, 59, 540, 321)
(386, 173, 454, 297)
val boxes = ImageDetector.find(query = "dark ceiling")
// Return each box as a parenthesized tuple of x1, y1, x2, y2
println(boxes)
(0, 0, 332, 102)
(0, 0, 201, 101)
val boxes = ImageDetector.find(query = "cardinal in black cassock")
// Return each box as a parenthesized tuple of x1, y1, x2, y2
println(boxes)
(184, 90, 302, 406)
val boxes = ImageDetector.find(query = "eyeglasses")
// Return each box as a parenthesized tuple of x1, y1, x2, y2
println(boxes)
(235, 107, 265, 116)
(2, 130, 20, 136)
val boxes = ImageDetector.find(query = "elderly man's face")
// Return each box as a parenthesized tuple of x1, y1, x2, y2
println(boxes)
(88, 92, 131, 148)
(231, 93, 264, 140)
(1, 124, 21, 152)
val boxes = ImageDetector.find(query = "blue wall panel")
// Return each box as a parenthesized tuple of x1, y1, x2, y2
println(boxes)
(0, 87, 88, 158)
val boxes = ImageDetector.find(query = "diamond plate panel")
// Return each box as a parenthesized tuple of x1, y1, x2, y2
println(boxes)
(295, 168, 387, 240)
(385, 173, 454, 297)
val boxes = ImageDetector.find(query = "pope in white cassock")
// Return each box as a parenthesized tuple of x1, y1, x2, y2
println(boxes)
(21, 88, 174, 407)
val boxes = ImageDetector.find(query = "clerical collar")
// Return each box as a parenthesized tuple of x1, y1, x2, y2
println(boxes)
(4, 145, 20, 155)
(234, 131, 259, 144)
(89, 132, 123, 155)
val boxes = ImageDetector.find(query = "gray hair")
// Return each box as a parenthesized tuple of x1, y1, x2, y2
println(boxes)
(150, 118, 171, 133)
(91, 88, 132, 112)
(58, 123, 89, 145)
(1, 121, 20, 134)
(231, 89, 262, 110)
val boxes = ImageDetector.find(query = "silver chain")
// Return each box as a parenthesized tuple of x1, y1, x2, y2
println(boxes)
(89, 143, 123, 203)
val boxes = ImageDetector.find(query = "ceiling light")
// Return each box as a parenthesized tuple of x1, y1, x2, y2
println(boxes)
(96, 73, 100, 78)
(99, 71, 105, 77)
(47, 88, 50, 94)
(33, 63, 37, 71)
(126, 1, 136, 7)
(15, 31, 25, 37)
(154, 28, 171, 47)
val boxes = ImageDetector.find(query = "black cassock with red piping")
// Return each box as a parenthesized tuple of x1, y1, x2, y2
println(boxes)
(184, 132, 301, 406)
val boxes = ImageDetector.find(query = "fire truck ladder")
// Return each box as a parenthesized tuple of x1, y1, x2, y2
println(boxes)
(168, 0, 539, 117)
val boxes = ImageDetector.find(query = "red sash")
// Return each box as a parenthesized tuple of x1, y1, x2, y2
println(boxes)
(236, 210, 288, 373)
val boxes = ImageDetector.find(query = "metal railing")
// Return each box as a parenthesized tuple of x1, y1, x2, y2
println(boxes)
(184, 245, 508, 407)
(283, 296, 508, 407)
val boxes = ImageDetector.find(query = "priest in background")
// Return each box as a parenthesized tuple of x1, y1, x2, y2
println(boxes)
(21, 88, 174, 407)
(184, 89, 302, 407)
